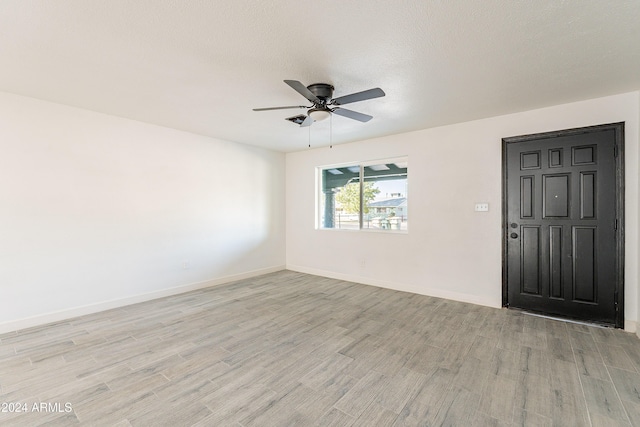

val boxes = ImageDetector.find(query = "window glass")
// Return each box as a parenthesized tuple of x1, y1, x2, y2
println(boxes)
(362, 163, 408, 231)
(318, 157, 407, 231)
(319, 166, 360, 230)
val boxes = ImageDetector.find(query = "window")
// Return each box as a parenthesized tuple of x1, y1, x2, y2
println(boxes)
(318, 157, 408, 231)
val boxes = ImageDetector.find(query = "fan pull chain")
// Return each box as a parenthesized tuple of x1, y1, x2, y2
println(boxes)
(308, 124, 311, 148)
(329, 113, 333, 149)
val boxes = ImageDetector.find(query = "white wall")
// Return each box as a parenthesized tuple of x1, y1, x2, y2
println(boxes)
(286, 92, 640, 331)
(0, 92, 286, 333)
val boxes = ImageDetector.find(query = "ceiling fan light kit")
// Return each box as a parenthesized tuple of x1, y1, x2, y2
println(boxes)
(308, 108, 331, 122)
(253, 80, 385, 127)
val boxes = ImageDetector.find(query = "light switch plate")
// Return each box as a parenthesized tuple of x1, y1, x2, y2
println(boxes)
(475, 203, 489, 212)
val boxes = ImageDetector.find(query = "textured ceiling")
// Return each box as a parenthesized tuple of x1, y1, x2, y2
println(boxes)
(1, 1, 639, 152)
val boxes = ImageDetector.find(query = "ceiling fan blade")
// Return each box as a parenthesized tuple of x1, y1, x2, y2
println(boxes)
(284, 80, 321, 104)
(332, 108, 373, 122)
(331, 88, 385, 106)
(300, 115, 313, 127)
(253, 105, 307, 111)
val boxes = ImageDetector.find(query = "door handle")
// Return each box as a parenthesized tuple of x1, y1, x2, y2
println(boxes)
(510, 232, 519, 239)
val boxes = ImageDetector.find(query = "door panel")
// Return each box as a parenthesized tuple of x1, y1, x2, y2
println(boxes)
(520, 176, 534, 218)
(573, 227, 596, 303)
(580, 172, 596, 219)
(549, 225, 563, 299)
(521, 226, 541, 295)
(543, 174, 569, 217)
(503, 124, 624, 326)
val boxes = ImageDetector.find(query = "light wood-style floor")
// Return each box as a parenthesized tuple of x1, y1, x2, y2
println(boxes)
(1, 271, 639, 426)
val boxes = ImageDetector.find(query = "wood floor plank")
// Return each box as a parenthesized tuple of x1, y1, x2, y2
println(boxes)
(608, 367, 640, 405)
(333, 370, 389, 418)
(467, 335, 497, 363)
(622, 343, 640, 374)
(513, 409, 552, 426)
(549, 389, 591, 427)
(128, 401, 212, 427)
(590, 413, 632, 426)
(314, 408, 355, 427)
(104, 368, 169, 392)
(392, 367, 454, 426)
(490, 348, 520, 380)
(581, 375, 630, 423)
(547, 358, 583, 396)
(514, 372, 553, 417)
(544, 318, 569, 337)
(3, 408, 81, 426)
(548, 335, 575, 362)
(478, 373, 517, 423)
(266, 354, 324, 392)
(452, 356, 491, 393)
(295, 377, 357, 423)
(521, 326, 548, 351)
(403, 343, 443, 375)
(570, 330, 599, 351)
(597, 342, 638, 372)
(300, 352, 354, 391)
(432, 386, 482, 426)
(238, 382, 316, 427)
(74, 388, 159, 424)
(575, 348, 611, 380)
(352, 402, 398, 426)
(201, 364, 273, 407)
(622, 399, 640, 427)
(374, 367, 426, 414)
(200, 383, 276, 425)
(469, 412, 511, 427)
(496, 328, 524, 352)
(518, 346, 551, 378)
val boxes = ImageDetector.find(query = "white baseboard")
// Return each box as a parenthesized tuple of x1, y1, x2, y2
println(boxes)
(286, 264, 501, 309)
(0, 265, 285, 334)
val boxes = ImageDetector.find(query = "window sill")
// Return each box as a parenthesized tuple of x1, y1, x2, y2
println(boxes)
(317, 227, 408, 234)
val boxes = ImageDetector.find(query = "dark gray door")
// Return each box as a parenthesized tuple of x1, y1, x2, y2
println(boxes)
(503, 123, 624, 327)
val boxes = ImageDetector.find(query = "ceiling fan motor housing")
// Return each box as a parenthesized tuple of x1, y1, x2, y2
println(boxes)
(307, 83, 334, 103)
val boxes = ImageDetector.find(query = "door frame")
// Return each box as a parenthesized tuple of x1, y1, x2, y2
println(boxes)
(501, 122, 625, 328)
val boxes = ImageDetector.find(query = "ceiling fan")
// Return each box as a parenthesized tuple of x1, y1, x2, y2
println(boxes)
(253, 80, 385, 127)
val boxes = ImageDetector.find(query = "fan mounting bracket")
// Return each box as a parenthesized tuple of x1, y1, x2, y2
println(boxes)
(307, 83, 334, 103)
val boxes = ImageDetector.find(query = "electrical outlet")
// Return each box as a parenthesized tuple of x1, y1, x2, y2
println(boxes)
(474, 203, 489, 212)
